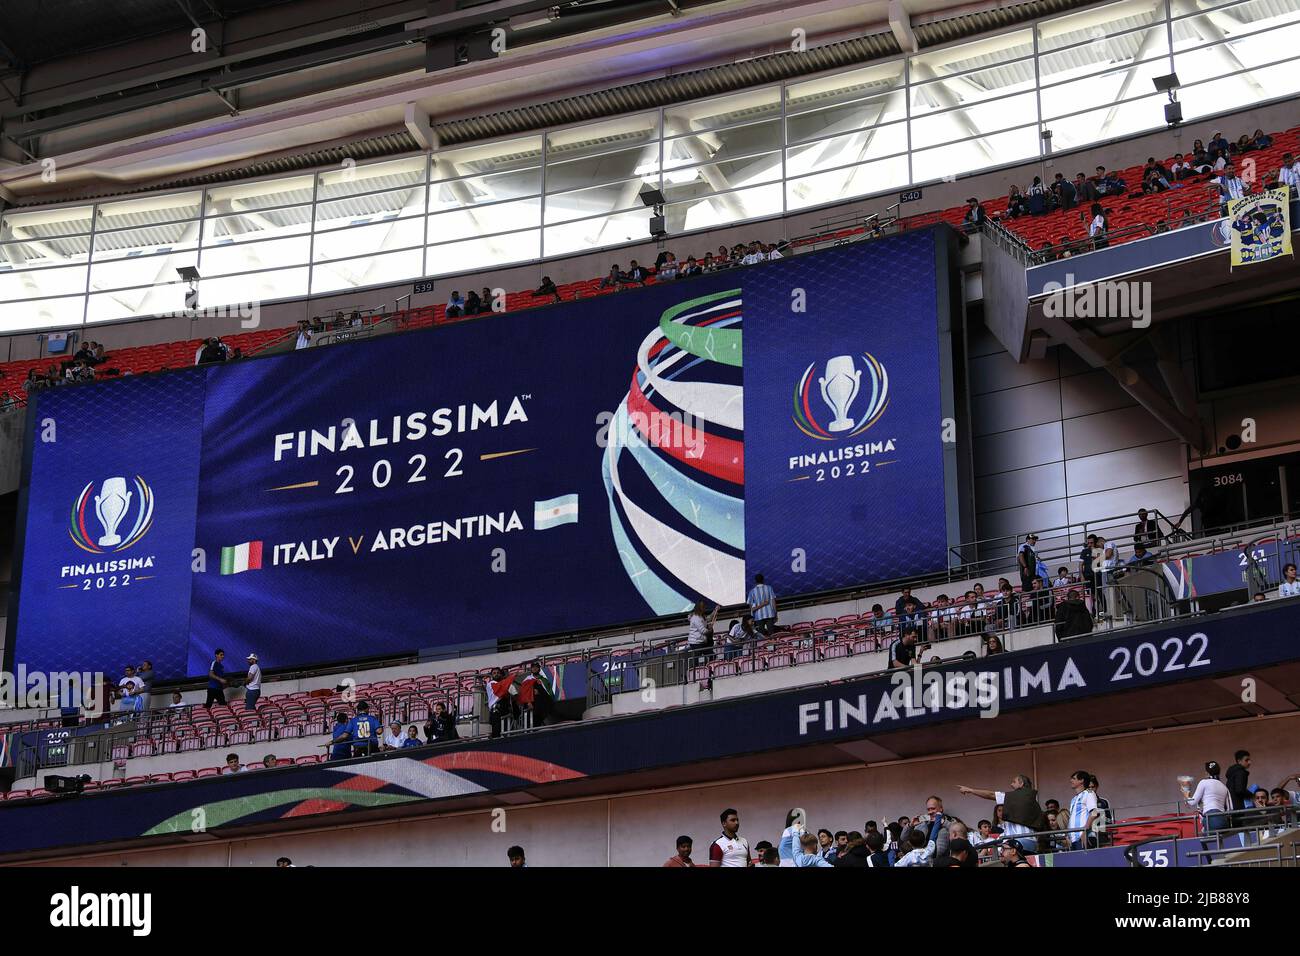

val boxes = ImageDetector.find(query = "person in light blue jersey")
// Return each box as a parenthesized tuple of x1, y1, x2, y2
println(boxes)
(747, 573, 778, 635)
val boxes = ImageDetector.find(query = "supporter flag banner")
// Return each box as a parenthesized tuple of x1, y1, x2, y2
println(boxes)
(1228, 187, 1292, 267)
(8, 230, 960, 679)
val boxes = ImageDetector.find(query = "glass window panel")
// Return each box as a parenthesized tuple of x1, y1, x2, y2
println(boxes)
(189, 268, 311, 314)
(315, 186, 426, 229)
(86, 283, 194, 323)
(426, 231, 540, 276)
(1039, 33, 1170, 88)
(663, 87, 781, 135)
(313, 218, 424, 263)
(201, 235, 312, 277)
(1038, 0, 1165, 54)
(909, 92, 1038, 150)
(1174, 18, 1300, 83)
(1040, 57, 1173, 119)
(316, 156, 427, 202)
(0, 205, 93, 241)
(910, 65, 1036, 118)
(543, 209, 653, 257)
(659, 152, 783, 205)
(1046, 92, 1167, 150)
(96, 191, 201, 231)
(92, 222, 201, 262)
(785, 122, 908, 178)
(203, 210, 312, 245)
(0, 263, 87, 302)
(430, 135, 543, 182)
(911, 125, 1040, 181)
(545, 114, 659, 191)
(910, 29, 1034, 82)
(663, 119, 782, 170)
(785, 155, 910, 211)
(1172, 0, 1300, 31)
(1178, 64, 1300, 123)
(428, 169, 543, 214)
(544, 179, 645, 225)
(786, 61, 907, 142)
(663, 181, 783, 234)
(0, 294, 83, 332)
(429, 198, 542, 242)
(205, 175, 315, 215)
(89, 248, 198, 293)
(0, 237, 88, 270)
(310, 248, 424, 294)
(546, 143, 660, 193)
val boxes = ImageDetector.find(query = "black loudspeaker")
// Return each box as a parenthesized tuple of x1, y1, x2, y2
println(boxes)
(426, 32, 496, 72)
(44, 774, 88, 795)
(1164, 102, 1183, 125)
(649, 215, 667, 238)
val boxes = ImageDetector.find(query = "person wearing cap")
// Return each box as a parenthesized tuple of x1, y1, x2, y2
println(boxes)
(663, 836, 695, 866)
(1017, 533, 1040, 592)
(999, 839, 1031, 867)
(244, 653, 262, 710)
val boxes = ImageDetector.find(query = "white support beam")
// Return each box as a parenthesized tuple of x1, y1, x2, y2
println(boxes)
(888, 0, 918, 55)
(404, 103, 438, 152)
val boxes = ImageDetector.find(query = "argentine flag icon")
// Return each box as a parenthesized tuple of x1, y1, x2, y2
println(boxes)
(534, 494, 579, 530)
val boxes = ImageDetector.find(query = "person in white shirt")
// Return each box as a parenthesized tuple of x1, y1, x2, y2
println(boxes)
(765, 242, 784, 260)
(725, 614, 756, 660)
(1279, 563, 1300, 599)
(244, 653, 262, 709)
(687, 600, 718, 663)
(928, 594, 957, 641)
(168, 691, 185, 708)
(893, 829, 933, 866)
(382, 720, 404, 751)
(709, 808, 752, 866)
(1088, 203, 1109, 249)
(1182, 761, 1231, 833)
(741, 242, 764, 265)
(1279, 153, 1300, 192)
(1214, 165, 1246, 211)
(1067, 770, 1099, 850)
(294, 321, 312, 350)
(221, 753, 246, 775)
(958, 774, 1041, 853)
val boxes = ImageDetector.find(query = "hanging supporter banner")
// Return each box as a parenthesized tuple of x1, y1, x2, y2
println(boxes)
(1228, 187, 1292, 267)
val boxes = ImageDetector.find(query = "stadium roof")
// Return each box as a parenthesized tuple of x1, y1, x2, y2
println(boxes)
(0, 0, 1111, 204)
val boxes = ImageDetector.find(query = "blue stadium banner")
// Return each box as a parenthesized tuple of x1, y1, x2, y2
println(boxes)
(8, 231, 960, 679)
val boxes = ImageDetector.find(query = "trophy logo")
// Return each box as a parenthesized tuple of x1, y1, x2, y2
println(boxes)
(70, 476, 155, 553)
(94, 476, 132, 547)
(818, 355, 860, 433)
(793, 352, 890, 441)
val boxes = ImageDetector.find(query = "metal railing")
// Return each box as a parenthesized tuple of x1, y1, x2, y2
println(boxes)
(585, 580, 1175, 708)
